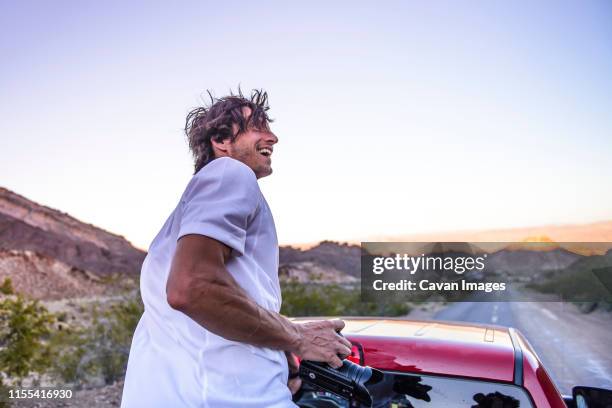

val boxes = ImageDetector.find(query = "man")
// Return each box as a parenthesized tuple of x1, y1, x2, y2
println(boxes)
(121, 90, 351, 407)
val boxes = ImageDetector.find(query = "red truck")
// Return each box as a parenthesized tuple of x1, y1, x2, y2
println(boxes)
(294, 318, 612, 408)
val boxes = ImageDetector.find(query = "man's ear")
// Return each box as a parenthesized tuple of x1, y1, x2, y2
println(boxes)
(211, 137, 231, 155)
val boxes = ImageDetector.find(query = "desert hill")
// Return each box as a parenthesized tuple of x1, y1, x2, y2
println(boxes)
(280, 240, 360, 279)
(485, 247, 584, 282)
(0, 187, 146, 277)
(0, 249, 107, 300)
(0, 187, 145, 299)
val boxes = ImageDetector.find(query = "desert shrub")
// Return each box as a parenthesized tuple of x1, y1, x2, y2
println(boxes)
(47, 326, 92, 386)
(0, 279, 13, 296)
(48, 294, 143, 388)
(0, 295, 54, 385)
(88, 296, 143, 384)
(530, 272, 611, 302)
(281, 280, 410, 317)
(528, 262, 612, 313)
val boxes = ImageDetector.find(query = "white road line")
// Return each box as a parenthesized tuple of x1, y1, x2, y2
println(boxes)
(586, 358, 612, 386)
(540, 308, 559, 321)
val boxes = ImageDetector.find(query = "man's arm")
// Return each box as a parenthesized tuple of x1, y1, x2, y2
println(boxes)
(166, 234, 352, 368)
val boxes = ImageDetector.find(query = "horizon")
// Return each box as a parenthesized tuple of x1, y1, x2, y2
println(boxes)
(3, 183, 612, 251)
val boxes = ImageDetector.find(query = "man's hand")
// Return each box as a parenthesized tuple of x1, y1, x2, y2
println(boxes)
(291, 319, 352, 368)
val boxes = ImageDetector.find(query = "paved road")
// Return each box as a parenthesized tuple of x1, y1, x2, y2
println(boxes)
(434, 297, 612, 395)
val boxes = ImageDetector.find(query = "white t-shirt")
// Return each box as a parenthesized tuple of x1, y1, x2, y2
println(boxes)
(121, 157, 296, 408)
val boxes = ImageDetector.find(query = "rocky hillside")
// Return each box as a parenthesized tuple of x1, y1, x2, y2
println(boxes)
(280, 241, 360, 277)
(0, 187, 145, 299)
(0, 249, 107, 300)
(279, 241, 360, 283)
(278, 261, 358, 284)
(0, 187, 146, 277)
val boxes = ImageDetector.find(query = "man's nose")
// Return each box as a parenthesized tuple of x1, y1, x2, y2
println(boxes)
(266, 132, 279, 145)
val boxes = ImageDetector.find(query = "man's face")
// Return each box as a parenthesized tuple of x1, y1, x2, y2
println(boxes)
(222, 107, 278, 179)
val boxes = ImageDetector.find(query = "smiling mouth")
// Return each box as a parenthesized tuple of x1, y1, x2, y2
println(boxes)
(258, 147, 273, 157)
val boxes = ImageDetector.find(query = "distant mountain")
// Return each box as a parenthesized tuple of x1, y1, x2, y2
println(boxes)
(279, 241, 360, 280)
(486, 247, 583, 281)
(529, 248, 612, 302)
(373, 220, 612, 244)
(0, 187, 145, 278)
(277, 239, 609, 285)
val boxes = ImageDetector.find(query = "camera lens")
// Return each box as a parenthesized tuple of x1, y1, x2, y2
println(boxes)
(338, 360, 384, 402)
(299, 359, 384, 407)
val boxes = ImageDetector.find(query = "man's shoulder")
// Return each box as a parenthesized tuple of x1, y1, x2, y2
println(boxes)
(185, 157, 261, 203)
(195, 157, 257, 183)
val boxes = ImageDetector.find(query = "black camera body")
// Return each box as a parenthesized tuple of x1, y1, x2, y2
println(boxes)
(299, 359, 384, 407)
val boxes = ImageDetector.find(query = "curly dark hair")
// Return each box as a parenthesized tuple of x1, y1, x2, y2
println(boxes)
(184, 88, 273, 173)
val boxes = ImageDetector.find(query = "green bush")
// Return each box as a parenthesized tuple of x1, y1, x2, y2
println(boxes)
(47, 326, 92, 387)
(281, 280, 410, 317)
(0, 290, 144, 397)
(0, 295, 54, 385)
(528, 259, 612, 313)
(0, 279, 13, 296)
(89, 296, 143, 384)
(48, 294, 143, 388)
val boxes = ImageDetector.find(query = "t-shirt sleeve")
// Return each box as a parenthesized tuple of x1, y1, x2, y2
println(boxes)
(177, 158, 260, 256)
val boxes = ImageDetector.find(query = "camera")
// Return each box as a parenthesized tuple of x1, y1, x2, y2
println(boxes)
(299, 359, 384, 407)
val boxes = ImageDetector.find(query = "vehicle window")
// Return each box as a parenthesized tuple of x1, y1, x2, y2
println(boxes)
(296, 371, 534, 408)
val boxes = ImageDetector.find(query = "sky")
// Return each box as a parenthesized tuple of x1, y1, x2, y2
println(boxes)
(1, 0, 611, 250)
